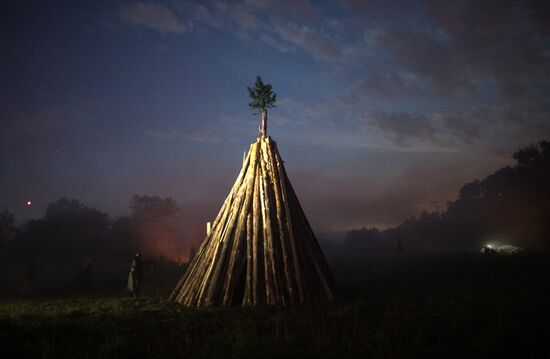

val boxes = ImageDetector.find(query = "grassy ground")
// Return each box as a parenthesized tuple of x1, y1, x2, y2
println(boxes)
(1, 252, 550, 358)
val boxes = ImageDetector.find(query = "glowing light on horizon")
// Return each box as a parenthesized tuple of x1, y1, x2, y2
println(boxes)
(482, 241, 520, 254)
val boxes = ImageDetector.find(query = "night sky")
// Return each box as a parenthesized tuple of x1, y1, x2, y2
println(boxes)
(2, 1, 550, 243)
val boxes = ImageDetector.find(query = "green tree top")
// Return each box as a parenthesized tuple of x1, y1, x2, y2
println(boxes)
(247, 76, 276, 136)
(247, 76, 277, 112)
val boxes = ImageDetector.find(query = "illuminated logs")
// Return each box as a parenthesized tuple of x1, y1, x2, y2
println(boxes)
(169, 136, 336, 307)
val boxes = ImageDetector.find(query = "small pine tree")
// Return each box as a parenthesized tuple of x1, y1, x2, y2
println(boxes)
(247, 76, 277, 136)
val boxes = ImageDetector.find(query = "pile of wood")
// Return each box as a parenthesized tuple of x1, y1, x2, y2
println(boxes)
(170, 135, 336, 306)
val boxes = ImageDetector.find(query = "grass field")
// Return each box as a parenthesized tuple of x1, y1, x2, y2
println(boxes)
(1, 252, 550, 358)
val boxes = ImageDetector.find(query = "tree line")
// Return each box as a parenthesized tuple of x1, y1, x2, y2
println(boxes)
(0, 195, 184, 265)
(345, 140, 550, 253)
(2, 140, 549, 262)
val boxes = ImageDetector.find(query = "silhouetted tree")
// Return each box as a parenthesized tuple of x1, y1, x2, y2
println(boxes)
(19, 198, 110, 260)
(129, 195, 181, 258)
(344, 227, 391, 254)
(345, 140, 550, 252)
(0, 209, 15, 246)
(130, 195, 179, 223)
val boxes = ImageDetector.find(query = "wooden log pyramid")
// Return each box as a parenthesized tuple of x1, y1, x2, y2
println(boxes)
(170, 134, 336, 306)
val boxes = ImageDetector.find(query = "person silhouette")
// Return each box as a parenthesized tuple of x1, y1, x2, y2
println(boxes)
(127, 253, 144, 297)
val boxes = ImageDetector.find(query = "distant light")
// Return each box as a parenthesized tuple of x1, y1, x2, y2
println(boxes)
(481, 242, 520, 254)
(26, 200, 32, 206)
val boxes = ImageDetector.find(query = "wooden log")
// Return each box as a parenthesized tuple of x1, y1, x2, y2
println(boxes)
(222, 145, 257, 305)
(203, 154, 252, 305)
(242, 213, 253, 305)
(181, 172, 242, 305)
(274, 146, 305, 303)
(171, 158, 247, 304)
(221, 210, 247, 305)
(285, 197, 311, 301)
(176, 145, 254, 305)
(259, 139, 282, 304)
(285, 173, 335, 301)
(169, 225, 211, 301)
(267, 140, 296, 304)
(175, 220, 222, 304)
(258, 167, 273, 304)
(251, 170, 261, 305)
(209, 145, 252, 230)
(196, 146, 255, 306)
(171, 136, 335, 307)
(171, 230, 213, 302)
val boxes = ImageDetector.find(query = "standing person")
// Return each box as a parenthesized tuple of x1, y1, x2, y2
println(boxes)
(127, 253, 144, 297)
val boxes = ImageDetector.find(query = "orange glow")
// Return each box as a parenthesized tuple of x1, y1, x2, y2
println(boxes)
(134, 223, 188, 263)
(129, 219, 207, 264)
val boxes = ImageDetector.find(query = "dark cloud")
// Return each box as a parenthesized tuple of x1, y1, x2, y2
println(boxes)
(146, 128, 221, 143)
(181, 1, 363, 65)
(227, 3, 258, 30)
(434, 109, 481, 144)
(260, 34, 294, 53)
(247, 0, 320, 23)
(184, 1, 264, 39)
(364, 111, 436, 146)
(272, 21, 347, 64)
(362, 27, 468, 98)
(359, 102, 550, 150)
(422, 0, 550, 99)
(333, 0, 550, 101)
(119, 1, 187, 33)
(278, 98, 328, 122)
(207, 1, 258, 30)
(353, 72, 435, 99)
(119, 0, 550, 102)
(343, 0, 418, 13)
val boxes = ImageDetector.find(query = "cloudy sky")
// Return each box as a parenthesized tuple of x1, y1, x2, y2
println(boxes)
(2, 0, 550, 241)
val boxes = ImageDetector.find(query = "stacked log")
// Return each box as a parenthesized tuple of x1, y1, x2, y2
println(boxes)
(170, 136, 336, 306)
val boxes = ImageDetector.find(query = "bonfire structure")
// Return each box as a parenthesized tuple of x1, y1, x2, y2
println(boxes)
(170, 76, 336, 306)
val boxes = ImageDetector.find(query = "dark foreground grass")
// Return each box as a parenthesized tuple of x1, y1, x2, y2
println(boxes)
(1, 252, 550, 358)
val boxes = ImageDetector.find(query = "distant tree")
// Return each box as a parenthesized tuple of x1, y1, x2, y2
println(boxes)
(130, 195, 180, 223)
(344, 140, 550, 252)
(384, 140, 550, 251)
(129, 195, 181, 258)
(458, 180, 481, 201)
(344, 227, 391, 254)
(513, 141, 549, 167)
(46, 198, 98, 219)
(0, 209, 15, 245)
(21, 198, 110, 259)
(247, 75, 277, 137)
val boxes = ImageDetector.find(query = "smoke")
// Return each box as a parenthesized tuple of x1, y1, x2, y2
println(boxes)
(133, 215, 209, 264)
